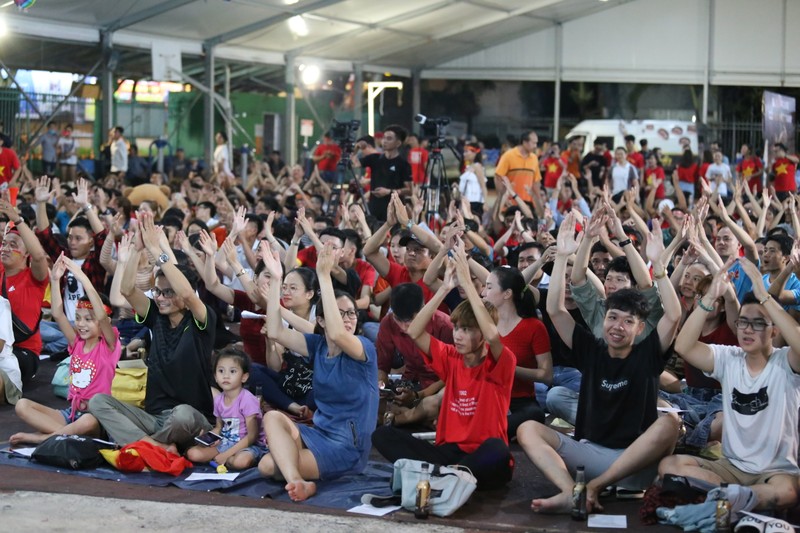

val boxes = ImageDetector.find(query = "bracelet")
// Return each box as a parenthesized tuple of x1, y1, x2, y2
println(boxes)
(618, 238, 632, 248)
(290, 239, 299, 246)
(82, 204, 94, 213)
(759, 295, 772, 305)
(406, 220, 414, 230)
(235, 268, 247, 278)
(697, 299, 716, 312)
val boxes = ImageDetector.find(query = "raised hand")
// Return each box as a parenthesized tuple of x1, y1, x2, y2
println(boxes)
(0, 197, 18, 222)
(138, 212, 162, 254)
(316, 241, 338, 275)
(556, 212, 583, 256)
(441, 257, 458, 292)
(221, 237, 238, 265)
(645, 218, 666, 265)
(262, 246, 283, 279)
(174, 230, 189, 252)
(117, 232, 133, 264)
(230, 205, 247, 238)
(72, 178, 90, 208)
(705, 257, 735, 300)
(50, 252, 68, 280)
(198, 230, 218, 257)
(34, 176, 53, 204)
(392, 193, 410, 225)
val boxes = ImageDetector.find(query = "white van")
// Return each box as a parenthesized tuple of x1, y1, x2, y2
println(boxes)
(565, 119, 700, 157)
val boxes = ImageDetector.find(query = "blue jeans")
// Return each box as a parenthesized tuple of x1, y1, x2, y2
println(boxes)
(40, 320, 70, 354)
(660, 388, 723, 448)
(361, 321, 380, 344)
(534, 366, 582, 407)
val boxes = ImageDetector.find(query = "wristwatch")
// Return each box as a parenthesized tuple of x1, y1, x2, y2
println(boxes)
(156, 253, 170, 266)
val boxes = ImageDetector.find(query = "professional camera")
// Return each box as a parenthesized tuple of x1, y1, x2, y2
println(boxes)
(330, 119, 360, 147)
(414, 114, 450, 147)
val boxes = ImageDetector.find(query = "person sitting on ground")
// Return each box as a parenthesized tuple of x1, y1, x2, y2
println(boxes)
(518, 212, 682, 514)
(11, 254, 121, 445)
(186, 348, 267, 470)
(372, 244, 516, 491)
(659, 258, 800, 513)
(258, 242, 378, 502)
(88, 213, 216, 450)
(0, 293, 21, 406)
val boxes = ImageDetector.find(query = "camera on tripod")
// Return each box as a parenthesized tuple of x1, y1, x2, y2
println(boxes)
(330, 119, 360, 148)
(414, 114, 450, 147)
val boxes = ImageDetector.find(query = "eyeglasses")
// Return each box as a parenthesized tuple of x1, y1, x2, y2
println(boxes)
(734, 319, 772, 332)
(152, 287, 177, 299)
(339, 309, 358, 320)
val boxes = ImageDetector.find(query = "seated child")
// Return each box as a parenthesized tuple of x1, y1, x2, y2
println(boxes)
(11, 254, 121, 445)
(186, 348, 267, 470)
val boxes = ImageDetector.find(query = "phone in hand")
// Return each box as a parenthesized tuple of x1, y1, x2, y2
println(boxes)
(194, 431, 222, 447)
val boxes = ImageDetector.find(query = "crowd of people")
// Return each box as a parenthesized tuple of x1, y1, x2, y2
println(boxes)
(0, 122, 798, 517)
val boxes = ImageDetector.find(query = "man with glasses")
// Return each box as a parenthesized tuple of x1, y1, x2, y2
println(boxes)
(34, 177, 107, 354)
(89, 213, 216, 450)
(662, 259, 800, 514)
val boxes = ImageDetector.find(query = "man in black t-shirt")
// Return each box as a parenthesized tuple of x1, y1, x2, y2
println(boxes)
(89, 214, 216, 450)
(517, 213, 682, 514)
(354, 125, 412, 221)
(581, 140, 608, 189)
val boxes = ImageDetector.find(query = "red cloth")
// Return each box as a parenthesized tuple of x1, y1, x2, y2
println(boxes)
(644, 166, 666, 199)
(0, 148, 20, 184)
(0, 265, 48, 354)
(427, 337, 515, 453)
(677, 163, 698, 184)
(385, 261, 436, 304)
(541, 156, 563, 189)
(737, 157, 764, 193)
(772, 157, 797, 193)
(408, 147, 429, 185)
(313, 143, 342, 172)
(116, 440, 193, 476)
(627, 152, 645, 170)
(499, 317, 550, 398)
(233, 290, 266, 365)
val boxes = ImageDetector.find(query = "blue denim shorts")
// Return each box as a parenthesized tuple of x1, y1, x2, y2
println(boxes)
(59, 407, 86, 423)
(218, 439, 269, 463)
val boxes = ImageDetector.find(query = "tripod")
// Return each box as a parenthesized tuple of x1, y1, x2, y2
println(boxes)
(421, 138, 462, 229)
(326, 147, 369, 217)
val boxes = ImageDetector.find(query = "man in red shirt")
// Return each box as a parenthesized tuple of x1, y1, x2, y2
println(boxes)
(406, 134, 429, 186)
(0, 136, 20, 185)
(770, 142, 798, 199)
(625, 135, 645, 171)
(311, 133, 342, 184)
(541, 144, 566, 193)
(736, 143, 764, 193)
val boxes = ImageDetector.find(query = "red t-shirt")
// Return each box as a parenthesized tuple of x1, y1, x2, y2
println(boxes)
(0, 266, 48, 354)
(737, 157, 764, 192)
(233, 290, 266, 366)
(313, 143, 342, 172)
(772, 157, 797, 192)
(677, 163, 698, 184)
(385, 261, 435, 303)
(699, 163, 710, 183)
(644, 166, 666, 199)
(627, 152, 645, 170)
(499, 317, 550, 398)
(408, 147, 429, 185)
(376, 310, 452, 388)
(541, 156, 563, 189)
(0, 148, 20, 184)
(427, 336, 516, 452)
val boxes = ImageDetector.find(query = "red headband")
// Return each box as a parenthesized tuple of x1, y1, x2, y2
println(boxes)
(77, 300, 113, 316)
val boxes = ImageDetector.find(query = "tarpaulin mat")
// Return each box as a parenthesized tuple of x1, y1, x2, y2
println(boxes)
(1, 447, 395, 510)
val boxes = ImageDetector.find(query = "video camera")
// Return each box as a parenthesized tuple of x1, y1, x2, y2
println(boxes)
(330, 119, 360, 148)
(414, 114, 450, 147)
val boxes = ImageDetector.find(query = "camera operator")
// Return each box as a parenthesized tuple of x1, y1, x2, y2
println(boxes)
(351, 125, 412, 222)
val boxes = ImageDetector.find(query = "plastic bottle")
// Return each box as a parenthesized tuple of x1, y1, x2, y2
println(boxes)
(715, 483, 731, 532)
(571, 465, 587, 521)
(415, 463, 431, 519)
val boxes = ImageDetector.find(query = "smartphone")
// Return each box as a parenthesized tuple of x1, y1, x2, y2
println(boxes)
(194, 431, 222, 447)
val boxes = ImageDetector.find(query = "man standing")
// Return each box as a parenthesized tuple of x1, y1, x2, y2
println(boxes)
(625, 135, 645, 172)
(406, 134, 429, 187)
(32, 122, 59, 176)
(354, 125, 411, 221)
(311, 133, 342, 184)
(770, 143, 798, 200)
(494, 131, 543, 207)
(109, 126, 128, 177)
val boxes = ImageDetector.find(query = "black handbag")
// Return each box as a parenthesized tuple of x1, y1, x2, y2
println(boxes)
(1, 273, 42, 344)
(31, 435, 112, 470)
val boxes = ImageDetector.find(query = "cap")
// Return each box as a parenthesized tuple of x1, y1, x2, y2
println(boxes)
(399, 233, 424, 247)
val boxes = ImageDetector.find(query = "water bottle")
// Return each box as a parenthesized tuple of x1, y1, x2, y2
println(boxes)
(715, 483, 731, 532)
(415, 463, 431, 519)
(571, 465, 587, 521)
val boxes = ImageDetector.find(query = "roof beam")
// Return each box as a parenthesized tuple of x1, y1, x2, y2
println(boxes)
(105, 0, 200, 32)
(205, 0, 347, 47)
(460, 0, 557, 22)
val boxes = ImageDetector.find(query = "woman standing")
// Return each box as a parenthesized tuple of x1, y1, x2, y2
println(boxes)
(458, 143, 487, 217)
(258, 242, 378, 502)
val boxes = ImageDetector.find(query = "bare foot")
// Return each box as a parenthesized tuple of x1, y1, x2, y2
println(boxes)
(140, 435, 178, 455)
(286, 480, 317, 502)
(9, 432, 48, 446)
(531, 491, 572, 514)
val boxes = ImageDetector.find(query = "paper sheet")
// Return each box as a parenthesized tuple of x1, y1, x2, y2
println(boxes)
(657, 407, 690, 413)
(3, 447, 36, 457)
(587, 514, 627, 528)
(184, 472, 240, 481)
(347, 503, 401, 516)
(241, 311, 266, 319)
(740, 511, 800, 528)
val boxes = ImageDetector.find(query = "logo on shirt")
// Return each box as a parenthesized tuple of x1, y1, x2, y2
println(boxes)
(600, 378, 629, 392)
(731, 386, 769, 415)
(389, 165, 396, 172)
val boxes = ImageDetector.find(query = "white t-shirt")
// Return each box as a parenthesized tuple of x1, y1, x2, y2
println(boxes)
(705, 163, 732, 197)
(709, 344, 800, 475)
(610, 163, 637, 195)
(0, 296, 21, 393)
(63, 258, 86, 322)
(57, 136, 78, 165)
(459, 166, 484, 203)
(110, 138, 128, 173)
(214, 145, 232, 177)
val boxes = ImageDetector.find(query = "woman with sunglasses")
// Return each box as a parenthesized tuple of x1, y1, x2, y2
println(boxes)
(459, 142, 487, 217)
(258, 242, 378, 502)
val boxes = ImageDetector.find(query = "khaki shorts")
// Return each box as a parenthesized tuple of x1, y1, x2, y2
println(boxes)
(0, 369, 22, 405)
(694, 456, 782, 486)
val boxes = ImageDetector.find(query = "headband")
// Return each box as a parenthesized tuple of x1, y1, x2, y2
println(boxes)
(77, 300, 113, 316)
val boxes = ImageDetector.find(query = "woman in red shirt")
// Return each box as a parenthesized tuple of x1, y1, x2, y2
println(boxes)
(371, 248, 515, 490)
(674, 149, 698, 201)
(644, 153, 666, 201)
(482, 266, 552, 438)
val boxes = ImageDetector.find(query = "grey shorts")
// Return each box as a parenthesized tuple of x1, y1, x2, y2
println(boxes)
(555, 433, 659, 490)
(0, 369, 22, 405)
